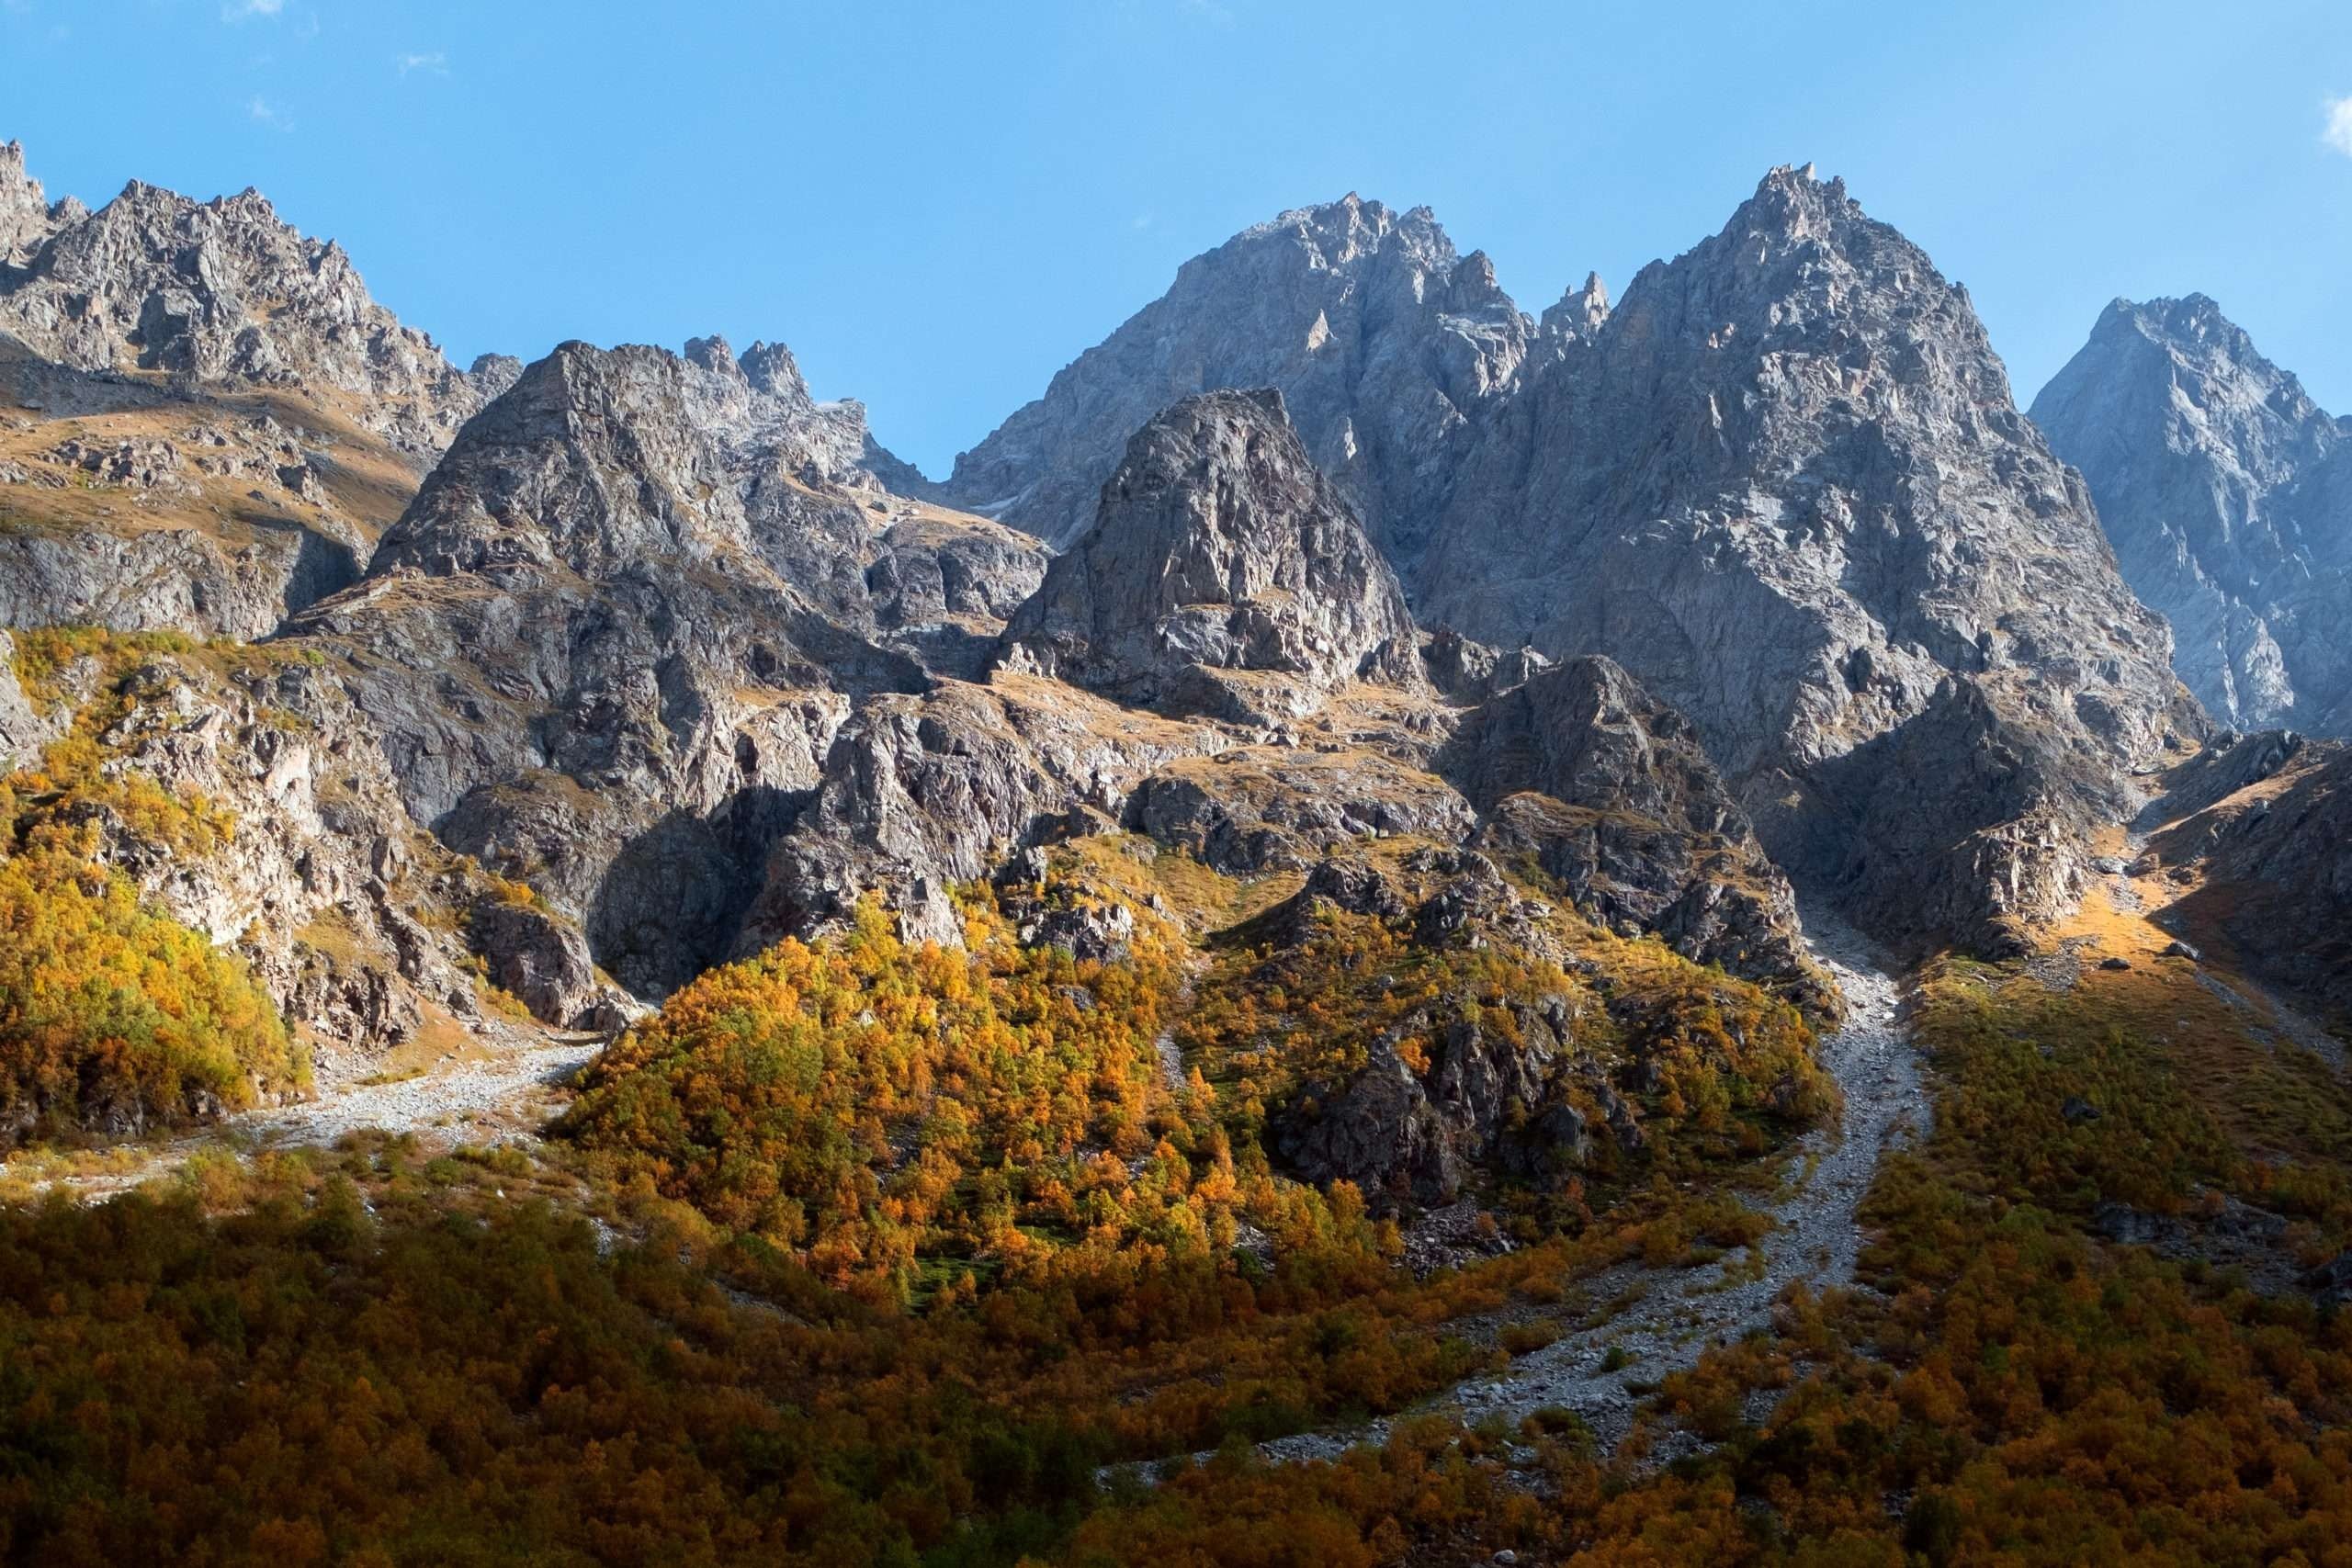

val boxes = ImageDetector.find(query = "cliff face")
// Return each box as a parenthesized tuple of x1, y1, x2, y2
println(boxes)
(944, 195, 1527, 571)
(2032, 295, 2352, 733)
(2135, 729, 2352, 1026)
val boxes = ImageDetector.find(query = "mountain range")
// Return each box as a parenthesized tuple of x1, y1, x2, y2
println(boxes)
(6, 133, 2348, 1069)
(4, 131, 2351, 1565)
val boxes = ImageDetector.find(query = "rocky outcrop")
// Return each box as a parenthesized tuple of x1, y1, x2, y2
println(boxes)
(0, 141, 482, 456)
(738, 678, 1221, 950)
(0, 267, 434, 644)
(1815, 678, 2120, 954)
(1419, 626, 1552, 705)
(991, 847, 1142, 962)
(1253, 852, 1678, 1210)
(26, 645, 627, 1070)
(1273, 990, 1592, 1209)
(0, 514, 361, 642)
(944, 195, 1528, 570)
(2032, 296, 2352, 732)
(1416, 165, 2198, 951)
(996, 389, 1419, 724)
(466, 895, 621, 1032)
(1125, 744, 1475, 874)
(467, 353, 525, 403)
(1440, 656, 1824, 999)
(864, 511, 1049, 680)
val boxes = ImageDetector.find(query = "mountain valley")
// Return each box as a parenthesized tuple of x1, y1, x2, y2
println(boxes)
(0, 134, 2348, 1566)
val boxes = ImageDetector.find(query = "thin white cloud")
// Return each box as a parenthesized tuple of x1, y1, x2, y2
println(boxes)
(2325, 96, 2352, 160)
(397, 51, 448, 77)
(247, 95, 293, 132)
(222, 0, 282, 18)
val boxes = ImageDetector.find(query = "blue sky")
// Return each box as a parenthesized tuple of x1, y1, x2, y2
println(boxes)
(3, 0, 2348, 474)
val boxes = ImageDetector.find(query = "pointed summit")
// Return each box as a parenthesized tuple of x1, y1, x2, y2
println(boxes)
(1419, 166, 2191, 954)
(944, 193, 1529, 569)
(0, 143, 479, 452)
(2033, 295, 2349, 729)
(1539, 270, 1611, 343)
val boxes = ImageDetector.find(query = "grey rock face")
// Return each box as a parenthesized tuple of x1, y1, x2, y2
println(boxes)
(1273, 994, 1585, 1210)
(739, 679, 1222, 951)
(1417, 165, 2195, 951)
(996, 389, 1419, 724)
(1252, 853, 1693, 1211)
(2032, 296, 2352, 732)
(0, 514, 359, 642)
(1419, 626, 1553, 705)
(465, 896, 614, 1031)
(467, 353, 526, 404)
(1242, 855, 1604, 1209)
(945, 195, 1527, 570)
(288, 341, 876, 995)
(0, 141, 482, 457)
(0, 141, 71, 266)
(1440, 656, 1823, 1001)
(0, 344, 381, 639)
(1124, 745, 1476, 875)
(1818, 677, 2116, 955)
(291, 335, 1039, 996)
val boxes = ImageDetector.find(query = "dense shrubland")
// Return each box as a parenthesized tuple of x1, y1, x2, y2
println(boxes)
(560, 869, 1834, 1300)
(15, 767, 2351, 1562)
(0, 1133, 1672, 1565)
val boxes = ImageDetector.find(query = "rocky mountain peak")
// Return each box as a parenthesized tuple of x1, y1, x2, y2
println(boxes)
(467, 351, 525, 401)
(740, 338, 813, 402)
(0, 142, 481, 454)
(995, 387, 1419, 722)
(682, 332, 741, 377)
(2094, 291, 2245, 354)
(1237, 192, 1452, 272)
(2033, 294, 2349, 731)
(288, 324, 1051, 994)
(943, 191, 1530, 570)
(368, 334, 897, 581)
(1739, 161, 1847, 228)
(1416, 164, 2192, 952)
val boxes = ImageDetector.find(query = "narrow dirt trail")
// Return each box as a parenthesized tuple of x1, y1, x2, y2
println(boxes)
(1258, 899, 1927, 1461)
